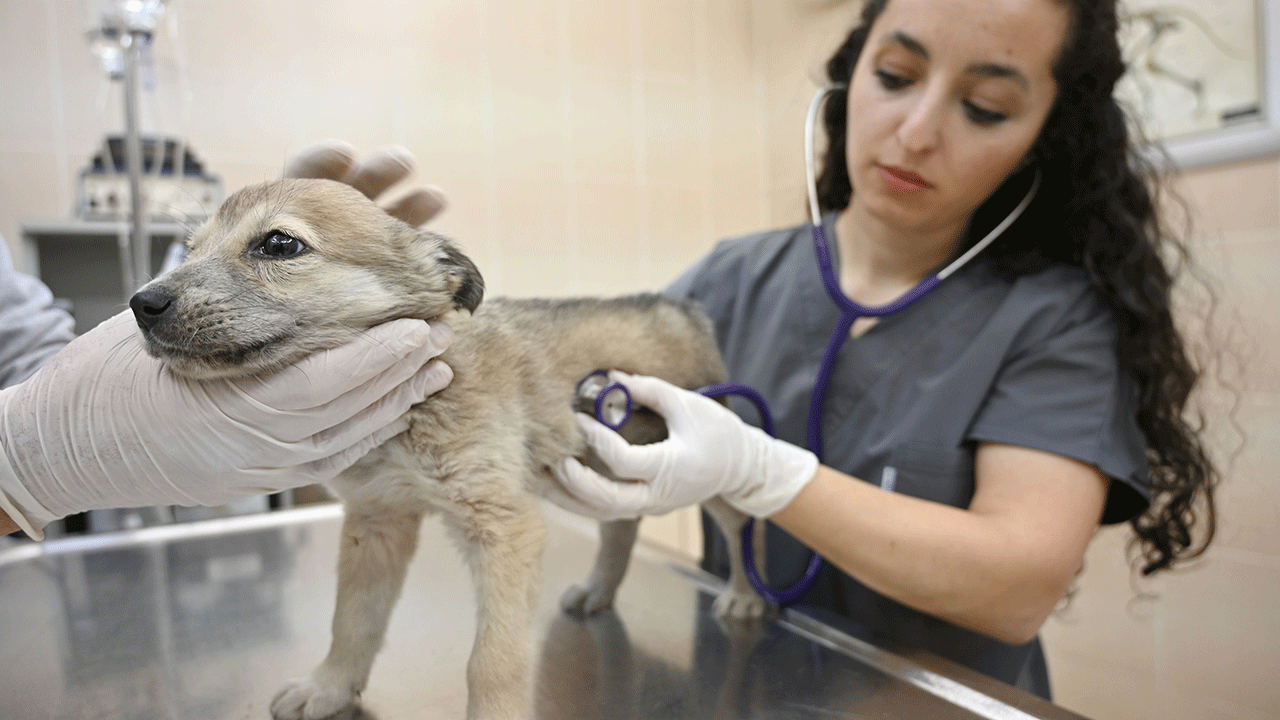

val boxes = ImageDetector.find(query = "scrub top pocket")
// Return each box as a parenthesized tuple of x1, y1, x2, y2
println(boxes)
(884, 441, 975, 508)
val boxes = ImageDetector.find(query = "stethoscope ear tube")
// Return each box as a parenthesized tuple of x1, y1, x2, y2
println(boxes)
(937, 168, 1040, 280)
(805, 83, 848, 228)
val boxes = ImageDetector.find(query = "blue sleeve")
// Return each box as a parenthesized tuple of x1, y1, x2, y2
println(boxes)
(0, 238, 75, 389)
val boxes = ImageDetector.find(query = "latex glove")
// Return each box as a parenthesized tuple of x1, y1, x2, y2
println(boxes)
(285, 140, 448, 227)
(0, 311, 453, 540)
(552, 372, 818, 520)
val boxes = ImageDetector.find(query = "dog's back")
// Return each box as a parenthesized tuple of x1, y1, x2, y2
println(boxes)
(474, 293, 725, 392)
(400, 293, 726, 501)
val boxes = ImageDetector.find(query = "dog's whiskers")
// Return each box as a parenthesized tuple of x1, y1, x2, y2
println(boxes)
(353, 326, 397, 356)
(153, 202, 201, 237)
(168, 181, 211, 224)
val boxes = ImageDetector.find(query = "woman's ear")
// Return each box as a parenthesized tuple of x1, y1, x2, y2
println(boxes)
(1014, 148, 1038, 173)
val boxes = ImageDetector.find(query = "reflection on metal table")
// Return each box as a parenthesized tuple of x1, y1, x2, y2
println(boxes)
(0, 504, 1091, 720)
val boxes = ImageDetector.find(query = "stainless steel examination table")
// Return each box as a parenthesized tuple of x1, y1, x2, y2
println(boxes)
(0, 504, 1091, 720)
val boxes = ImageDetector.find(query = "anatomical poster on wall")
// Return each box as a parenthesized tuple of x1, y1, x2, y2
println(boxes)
(1116, 0, 1264, 143)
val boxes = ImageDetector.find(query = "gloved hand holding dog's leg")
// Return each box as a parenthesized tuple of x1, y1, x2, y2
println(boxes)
(552, 372, 819, 520)
(0, 311, 453, 539)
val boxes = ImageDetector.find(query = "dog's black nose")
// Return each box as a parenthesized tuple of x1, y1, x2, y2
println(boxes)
(129, 288, 175, 331)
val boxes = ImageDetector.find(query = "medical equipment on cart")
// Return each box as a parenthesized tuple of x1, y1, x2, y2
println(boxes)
(574, 84, 1042, 606)
(77, 135, 223, 223)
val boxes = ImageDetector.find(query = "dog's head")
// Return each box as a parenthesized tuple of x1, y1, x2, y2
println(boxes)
(130, 178, 483, 379)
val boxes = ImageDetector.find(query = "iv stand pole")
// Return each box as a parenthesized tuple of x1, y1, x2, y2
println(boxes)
(119, 29, 149, 300)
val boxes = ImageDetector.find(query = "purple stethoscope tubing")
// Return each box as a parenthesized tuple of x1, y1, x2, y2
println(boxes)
(731, 224, 945, 607)
(581, 374, 821, 604)
(802, 82, 1041, 457)
(698, 383, 824, 606)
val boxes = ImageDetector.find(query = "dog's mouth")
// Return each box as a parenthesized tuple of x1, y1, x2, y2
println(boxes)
(141, 328, 300, 377)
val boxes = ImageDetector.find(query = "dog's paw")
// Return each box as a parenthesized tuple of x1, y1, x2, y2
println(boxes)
(712, 589, 770, 621)
(559, 582, 617, 615)
(270, 676, 358, 720)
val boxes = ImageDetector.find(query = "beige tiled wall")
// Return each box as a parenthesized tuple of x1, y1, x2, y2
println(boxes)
(1040, 157, 1280, 720)
(2, 1, 1278, 718)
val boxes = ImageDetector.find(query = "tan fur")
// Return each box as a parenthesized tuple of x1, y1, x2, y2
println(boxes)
(132, 179, 767, 720)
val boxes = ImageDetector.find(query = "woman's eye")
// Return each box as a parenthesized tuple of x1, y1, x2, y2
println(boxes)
(874, 69, 911, 91)
(252, 231, 309, 259)
(964, 101, 1008, 126)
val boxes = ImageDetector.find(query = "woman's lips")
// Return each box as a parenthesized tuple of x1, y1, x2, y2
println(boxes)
(877, 165, 932, 193)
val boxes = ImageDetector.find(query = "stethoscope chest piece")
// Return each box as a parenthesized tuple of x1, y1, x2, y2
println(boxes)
(574, 370, 634, 431)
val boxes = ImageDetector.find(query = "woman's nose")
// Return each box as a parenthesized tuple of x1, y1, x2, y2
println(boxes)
(896, 92, 944, 154)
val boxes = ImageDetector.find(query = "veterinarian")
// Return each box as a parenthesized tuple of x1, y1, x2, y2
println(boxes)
(550, 0, 1220, 699)
(0, 150, 455, 541)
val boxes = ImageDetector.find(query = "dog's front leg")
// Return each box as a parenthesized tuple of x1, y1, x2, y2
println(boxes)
(703, 498, 771, 620)
(560, 518, 640, 614)
(449, 499, 547, 720)
(271, 509, 423, 720)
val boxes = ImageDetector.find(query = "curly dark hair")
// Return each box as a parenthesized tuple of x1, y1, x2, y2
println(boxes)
(815, 0, 1218, 575)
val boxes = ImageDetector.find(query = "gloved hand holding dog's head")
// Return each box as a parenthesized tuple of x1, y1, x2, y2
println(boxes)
(0, 312, 453, 539)
(0, 141, 459, 540)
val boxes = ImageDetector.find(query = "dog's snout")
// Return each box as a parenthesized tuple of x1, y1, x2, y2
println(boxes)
(130, 287, 175, 330)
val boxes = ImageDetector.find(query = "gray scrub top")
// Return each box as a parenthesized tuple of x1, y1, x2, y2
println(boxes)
(666, 214, 1150, 698)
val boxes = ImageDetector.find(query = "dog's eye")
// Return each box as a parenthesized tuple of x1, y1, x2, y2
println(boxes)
(251, 231, 308, 259)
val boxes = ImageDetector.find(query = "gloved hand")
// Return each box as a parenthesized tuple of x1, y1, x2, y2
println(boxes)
(551, 372, 819, 520)
(285, 140, 448, 227)
(0, 311, 453, 539)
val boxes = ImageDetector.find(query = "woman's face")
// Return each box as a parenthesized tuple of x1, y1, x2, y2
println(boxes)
(844, 0, 1069, 237)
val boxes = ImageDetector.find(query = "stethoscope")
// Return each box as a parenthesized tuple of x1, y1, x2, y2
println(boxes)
(578, 84, 1041, 606)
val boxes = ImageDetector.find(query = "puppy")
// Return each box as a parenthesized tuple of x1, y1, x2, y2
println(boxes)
(129, 178, 768, 720)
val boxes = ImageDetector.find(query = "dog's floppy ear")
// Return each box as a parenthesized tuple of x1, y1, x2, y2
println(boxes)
(439, 239, 485, 312)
